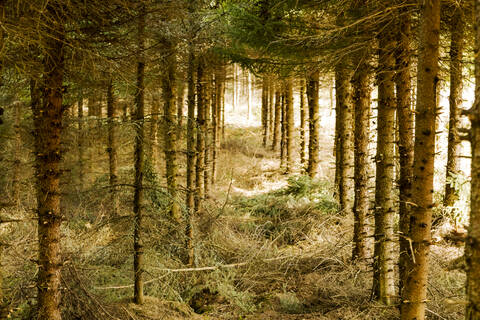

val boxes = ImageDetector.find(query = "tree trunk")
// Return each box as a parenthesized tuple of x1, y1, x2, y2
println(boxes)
(395, 5, 414, 297)
(195, 58, 206, 213)
(280, 87, 286, 169)
(133, 6, 146, 305)
(162, 40, 181, 223)
(262, 77, 269, 147)
(77, 96, 85, 188)
(352, 59, 371, 261)
(107, 80, 119, 216)
(177, 76, 185, 134)
(285, 78, 294, 173)
(299, 79, 307, 170)
(272, 84, 281, 152)
(372, 27, 396, 305)
(400, 0, 440, 317)
(444, 8, 464, 207)
(32, 6, 65, 317)
(268, 78, 274, 141)
(467, 2, 480, 317)
(307, 70, 320, 178)
(335, 65, 355, 219)
(212, 64, 224, 184)
(185, 47, 196, 265)
(150, 94, 160, 169)
(12, 101, 21, 206)
(204, 68, 212, 198)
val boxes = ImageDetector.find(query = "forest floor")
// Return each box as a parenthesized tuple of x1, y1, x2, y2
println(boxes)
(3, 126, 466, 320)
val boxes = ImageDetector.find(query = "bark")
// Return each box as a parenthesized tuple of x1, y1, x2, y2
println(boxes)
(372, 27, 396, 305)
(177, 76, 185, 133)
(271, 85, 281, 152)
(395, 6, 414, 297)
(335, 65, 355, 219)
(162, 40, 181, 223)
(212, 64, 224, 184)
(247, 71, 252, 120)
(307, 70, 320, 178)
(352, 60, 371, 261)
(12, 101, 21, 206)
(280, 87, 286, 169)
(262, 77, 269, 147)
(133, 6, 146, 305)
(77, 97, 85, 188)
(285, 78, 294, 173)
(467, 2, 480, 317)
(195, 58, 206, 213)
(444, 8, 464, 207)
(268, 78, 274, 141)
(299, 79, 307, 170)
(150, 94, 160, 169)
(185, 47, 196, 265)
(400, 0, 440, 317)
(204, 68, 212, 198)
(32, 5, 65, 317)
(107, 80, 119, 216)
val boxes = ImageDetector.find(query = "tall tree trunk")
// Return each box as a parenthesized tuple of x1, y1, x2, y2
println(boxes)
(32, 5, 65, 317)
(299, 79, 307, 170)
(444, 7, 464, 207)
(280, 87, 286, 169)
(395, 5, 414, 297)
(133, 6, 146, 305)
(77, 96, 85, 188)
(185, 47, 196, 265)
(212, 64, 224, 184)
(307, 70, 320, 178)
(400, 0, 440, 317)
(262, 77, 269, 147)
(12, 101, 21, 206)
(372, 26, 396, 305)
(204, 68, 212, 198)
(195, 58, 206, 213)
(272, 85, 281, 152)
(177, 76, 185, 134)
(335, 65, 355, 218)
(467, 1, 480, 317)
(247, 71, 252, 120)
(285, 78, 294, 173)
(162, 41, 181, 223)
(150, 94, 160, 169)
(352, 59, 371, 261)
(107, 80, 119, 216)
(268, 78, 274, 141)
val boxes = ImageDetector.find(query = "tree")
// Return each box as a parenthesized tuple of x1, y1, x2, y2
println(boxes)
(306, 69, 320, 178)
(106, 79, 119, 216)
(401, 0, 440, 317)
(299, 78, 307, 170)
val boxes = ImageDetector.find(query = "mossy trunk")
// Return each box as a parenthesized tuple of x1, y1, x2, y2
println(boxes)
(395, 6, 414, 297)
(400, 0, 440, 317)
(195, 59, 206, 213)
(32, 6, 65, 317)
(150, 94, 160, 169)
(467, 2, 480, 317)
(133, 6, 146, 305)
(162, 40, 181, 223)
(307, 70, 320, 178)
(444, 8, 464, 207)
(352, 60, 371, 261)
(107, 80, 119, 216)
(372, 26, 396, 305)
(272, 85, 281, 152)
(185, 47, 196, 265)
(285, 78, 294, 173)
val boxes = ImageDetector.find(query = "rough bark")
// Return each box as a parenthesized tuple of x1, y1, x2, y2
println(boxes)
(467, 2, 480, 317)
(271, 84, 281, 152)
(400, 0, 440, 317)
(280, 87, 286, 170)
(395, 6, 414, 297)
(162, 40, 181, 223)
(299, 79, 307, 170)
(372, 26, 397, 305)
(195, 58, 206, 213)
(262, 77, 269, 147)
(107, 80, 119, 216)
(133, 6, 146, 305)
(12, 101, 21, 206)
(352, 60, 371, 261)
(285, 78, 294, 173)
(150, 94, 160, 169)
(444, 8, 464, 207)
(177, 76, 185, 134)
(307, 70, 320, 178)
(77, 96, 85, 188)
(32, 5, 65, 317)
(335, 65, 355, 219)
(204, 68, 212, 198)
(212, 64, 224, 184)
(185, 47, 196, 265)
